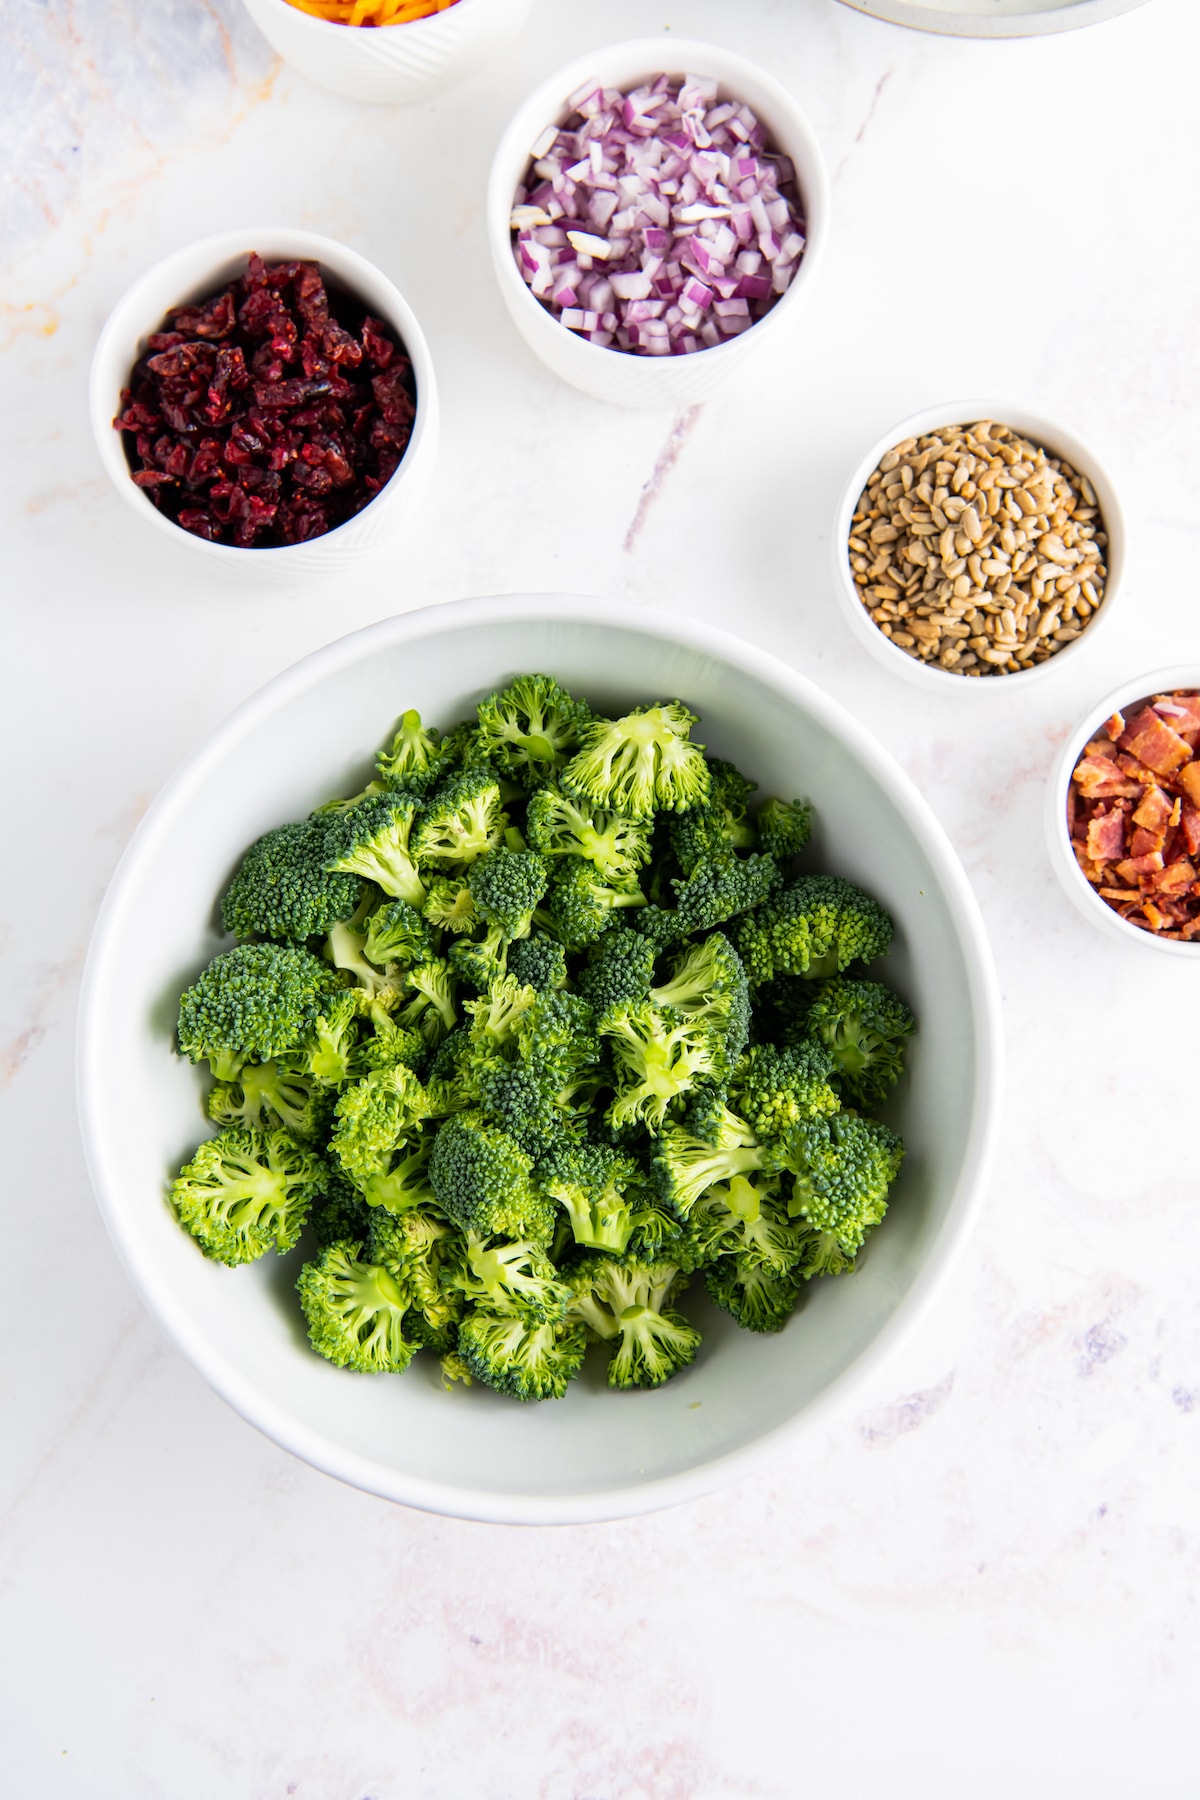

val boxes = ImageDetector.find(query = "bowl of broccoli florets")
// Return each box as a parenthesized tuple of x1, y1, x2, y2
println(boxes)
(77, 597, 1001, 1522)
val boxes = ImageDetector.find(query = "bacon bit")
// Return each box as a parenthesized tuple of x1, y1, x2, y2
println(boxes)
(1181, 800, 1200, 858)
(1130, 825, 1165, 860)
(1152, 860, 1196, 895)
(1176, 761, 1200, 808)
(1087, 809, 1128, 863)
(1104, 710, 1125, 742)
(1132, 784, 1173, 834)
(1119, 706, 1193, 778)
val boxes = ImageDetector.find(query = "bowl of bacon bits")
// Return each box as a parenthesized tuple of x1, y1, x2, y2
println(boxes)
(238, 0, 533, 105)
(1048, 668, 1200, 951)
(487, 38, 829, 408)
(91, 229, 438, 585)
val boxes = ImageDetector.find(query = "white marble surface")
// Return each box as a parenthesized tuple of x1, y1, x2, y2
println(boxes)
(3, 0, 1200, 1793)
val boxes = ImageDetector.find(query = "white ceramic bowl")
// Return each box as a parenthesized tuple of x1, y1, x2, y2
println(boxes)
(832, 399, 1125, 694)
(837, 0, 1150, 38)
(486, 40, 830, 410)
(1046, 664, 1200, 957)
(77, 596, 1002, 1523)
(89, 228, 438, 588)
(239, 0, 533, 104)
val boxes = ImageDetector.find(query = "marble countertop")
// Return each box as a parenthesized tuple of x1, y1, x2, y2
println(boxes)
(4, 0, 1199, 1793)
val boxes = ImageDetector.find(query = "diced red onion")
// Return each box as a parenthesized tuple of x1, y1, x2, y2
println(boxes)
(510, 72, 805, 357)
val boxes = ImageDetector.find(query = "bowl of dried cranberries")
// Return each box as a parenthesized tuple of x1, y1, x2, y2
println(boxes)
(1047, 666, 1200, 953)
(90, 228, 438, 584)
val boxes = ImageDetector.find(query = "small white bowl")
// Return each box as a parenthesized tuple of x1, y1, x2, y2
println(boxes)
(90, 228, 438, 588)
(486, 39, 830, 410)
(832, 400, 1126, 693)
(239, 0, 533, 105)
(77, 596, 1002, 1523)
(1046, 665, 1200, 957)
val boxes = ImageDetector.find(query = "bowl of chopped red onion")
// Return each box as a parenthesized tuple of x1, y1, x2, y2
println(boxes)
(487, 39, 829, 409)
(1047, 667, 1200, 954)
(832, 400, 1125, 690)
(89, 228, 439, 587)
(239, 0, 534, 106)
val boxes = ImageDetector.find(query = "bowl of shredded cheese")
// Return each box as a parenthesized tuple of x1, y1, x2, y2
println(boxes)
(239, 0, 532, 104)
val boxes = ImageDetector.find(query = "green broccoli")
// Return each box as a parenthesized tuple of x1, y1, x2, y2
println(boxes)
(412, 767, 506, 868)
(429, 1111, 554, 1243)
(353, 1012, 426, 1076)
(734, 874, 894, 985)
(177, 942, 340, 1076)
(703, 1257, 804, 1333)
(363, 898, 435, 972)
(297, 1241, 417, 1373)
(329, 1065, 429, 1191)
(357, 1129, 440, 1216)
(631, 854, 782, 951)
(730, 1040, 841, 1149)
(537, 859, 648, 953)
(299, 990, 363, 1086)
(422, 876, 481, 935)
(600, 1000, 726, 1133)
(471, 674, 592, 783)
(466, 846, 549, 939)
(525, 787, 653, 885)
(170, 1125, 325, 1264)
(648, 931, 751, 1083)
(442, 1231, 571, 1321)
(755, 796, 813, 863)
(539, 1141, 669, 1255)
(394, 958, 458, 1046)
(576, 928, 657, 1014)
(567, 1256, 700, 1388)
(804, 978, 916, 1106)
(456, 1310, 588, 1401)
(309, 1169, 373, 1251)
(322, 791, 427, 908)
(782, 1112, 904, 1256)
(464, 974, 540, 1052)
(466, 1054, 565, 1158)
(689, 1173, 805, 1273)
(375, 708, 456, 793)
(366, 1206, 462, 1347)
(506, 933, 568, 993)
(651, 1105, 772, 1220)
(561, 701, 711, 820)
(207, 1053, 331, 1142)
(221, 819, 365, 943)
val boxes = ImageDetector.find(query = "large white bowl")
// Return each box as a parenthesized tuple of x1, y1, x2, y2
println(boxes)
(832, 399, 1125, 694)
(837, 0, 1150, 37)
(240, 0, 533, 105)
(487, 40, 830, 410)
(90, 228, 438, 588)
(77, 598, 1002, 1523)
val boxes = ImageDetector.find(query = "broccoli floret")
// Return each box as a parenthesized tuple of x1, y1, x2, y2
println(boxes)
(755, 796, 813, 863)
(354, 1013, 426, 1076)
(392, 958, 458, 1047)
(297, 1241, 417, 1372)
(466, 846, 549, 939)
(375, 708, 456, 793)
(467, 1055, 566, 1158)
(329, 1065, 429, 1190)
(456, 1309, 587, 1401)
(576, 927, 656, 1014)
(471, 674, 591, 784)
(412, 767, 506, 868)
(600, 1000, 726, 1133)
(537, 860, 648, 952)
(170, 1125, 325, 1265)
(539, 1141, 669, 1255)
(794, 1228, 858, 1281)
(672, 854, 783, 936)
(648, 931, 751, 1084)
(363, 898, 435, 971)
(561, 701, 711, 820)
(366, 1205, 462, 1347)
(703, 1257, 803, 1333)
(730, 1040, 840, 1149)
(464, 974, 540, 1051)
(804, 978, 916, 1106)
(324, 906, 404, 1004)
(429, 1111, 553, 1242)
(782, 1112, 904, 1255)
(651, 1105, 772, 1219)
(567, 1256, 700, 1388)
(734, 874, 894, 985)
(177, 943, 340, 1075)
(422, 877, 481, 935)
(447, 928, 509, 993)
(309, 1169, 373, 1251)
(357, 1129, 440, 1216)
(443, 1232, 571, 1321)
(668, 759, 760, 874)
(207, 1053, 331, 1143)
(750, 975, 817, 1047)
(506, 933, 568, 993)
(298, 989, 363, 1086)
(689, 1173, 804, 1273)
(322, 791, 427, 908)
(525, 787, 653, 885)
(221, 819, 365, 943)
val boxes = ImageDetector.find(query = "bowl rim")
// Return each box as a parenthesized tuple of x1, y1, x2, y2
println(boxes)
(831, 397, 1126, 694)
(835, 0, 1151, 38)
(88, 225, 437, 562)
(76, 594, 1004, 1523)
(485, 36, 830, 377)
(1045, 663, 1200, 958)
